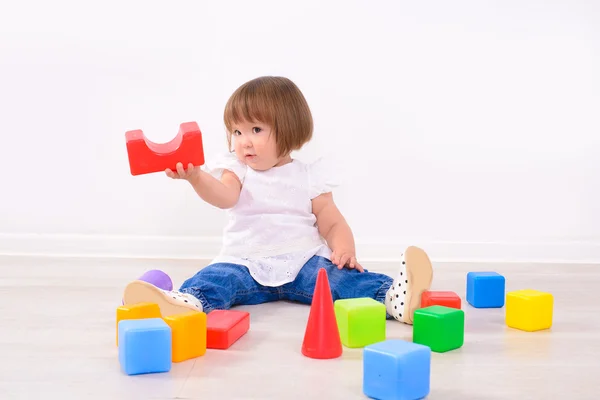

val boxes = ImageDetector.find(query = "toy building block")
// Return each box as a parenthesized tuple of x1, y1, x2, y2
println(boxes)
(421, 290, 461, 309)
(301, 268, 343, 359)
(363, 339, 431, 400)
(506, 289, 553, 332)
(125, 121, 205, 176)
(164, 311, 207, 362)
(334, 297, 386, 348)
(413, 305, 464, 353)
(207, 310, 250, 350)
(466, 271, 505, 308)
(116, 302, 161, 346)
(118, 318, 172, 375)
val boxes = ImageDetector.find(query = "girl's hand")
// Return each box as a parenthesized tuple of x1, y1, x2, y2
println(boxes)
(166, 162, 200, 182)
(331, 249, 364, 272)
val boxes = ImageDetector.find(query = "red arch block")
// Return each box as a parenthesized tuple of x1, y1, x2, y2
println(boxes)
(125, 121, 205, 176)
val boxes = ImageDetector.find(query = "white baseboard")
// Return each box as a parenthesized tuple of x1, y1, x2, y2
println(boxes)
(0, 233, 599, 264)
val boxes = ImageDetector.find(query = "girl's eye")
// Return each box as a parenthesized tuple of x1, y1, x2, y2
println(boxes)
(233, 130, 241, 136)
(252, 127, 262, 134)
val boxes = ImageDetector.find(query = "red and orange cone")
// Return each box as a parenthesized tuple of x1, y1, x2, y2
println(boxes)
(301, 268, 342, 359)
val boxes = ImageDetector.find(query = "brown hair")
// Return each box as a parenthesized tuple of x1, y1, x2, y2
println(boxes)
(223, 76, 313, 157)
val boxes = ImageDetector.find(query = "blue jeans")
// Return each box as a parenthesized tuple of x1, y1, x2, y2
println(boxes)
(179, 255, 395, 319)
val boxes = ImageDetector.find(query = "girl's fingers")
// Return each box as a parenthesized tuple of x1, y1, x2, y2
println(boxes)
(354, 259, 364, 273)
(339, 254, 351, 268)
(176, 162, 185, 176)
(335, 252, 345, 269)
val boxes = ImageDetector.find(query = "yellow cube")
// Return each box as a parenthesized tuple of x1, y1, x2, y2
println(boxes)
(506, 290, 553, 332)
(164, 311, 207, 362)
(116, 302, 161, 345)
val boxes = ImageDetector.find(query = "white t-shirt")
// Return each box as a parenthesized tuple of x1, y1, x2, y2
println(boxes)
(203, 152, 337, 287)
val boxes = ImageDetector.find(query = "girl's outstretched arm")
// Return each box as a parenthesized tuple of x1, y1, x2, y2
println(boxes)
(167, 162, 241, 209)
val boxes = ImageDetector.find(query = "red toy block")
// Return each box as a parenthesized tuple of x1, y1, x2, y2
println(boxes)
(125, 121, 205, 176)
(206, 310, 250, 350)
(301, 268, 342, 359)
(421, 291, 462, 309)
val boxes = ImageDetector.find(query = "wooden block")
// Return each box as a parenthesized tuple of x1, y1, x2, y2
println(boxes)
(207, 310, 250, 349)
(163, 311, 207, 362)
(116, 302, 161, 346)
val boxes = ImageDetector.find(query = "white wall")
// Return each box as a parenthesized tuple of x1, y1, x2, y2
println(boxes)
(0, 0, 598, 263)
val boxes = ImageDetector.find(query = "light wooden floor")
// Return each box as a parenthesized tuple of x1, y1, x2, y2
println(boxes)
(0, 255, 598, 399)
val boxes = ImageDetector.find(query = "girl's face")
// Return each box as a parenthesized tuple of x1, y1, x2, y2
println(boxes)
(231, 120, 291, 171)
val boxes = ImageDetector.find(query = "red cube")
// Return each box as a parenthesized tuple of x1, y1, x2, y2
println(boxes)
(421, 291, 462, 309)
(207, 310, 250, 349)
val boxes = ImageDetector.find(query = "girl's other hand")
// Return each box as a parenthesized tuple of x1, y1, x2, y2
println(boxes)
(331, 249, 364, 272)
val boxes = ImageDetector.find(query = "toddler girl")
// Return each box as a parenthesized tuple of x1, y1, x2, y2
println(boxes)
(123, 76, 433, 324)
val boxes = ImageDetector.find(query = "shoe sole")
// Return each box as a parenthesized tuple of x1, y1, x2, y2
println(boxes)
(403, 246, 433, 324)
(123, 280, 200, 317)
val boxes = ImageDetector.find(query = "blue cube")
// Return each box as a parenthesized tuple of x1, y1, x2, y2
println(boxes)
(118, 318, 172, 375)
(466, 271, 505, 308)
(363, 339, 431, 400)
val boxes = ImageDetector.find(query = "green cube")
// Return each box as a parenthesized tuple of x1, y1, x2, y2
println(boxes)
(413, 305, 464, 353)
(334, 297, 386, 348)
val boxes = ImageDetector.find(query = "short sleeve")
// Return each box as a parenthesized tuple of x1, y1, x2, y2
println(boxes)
(202, 152, 247, 183)
(307, 157, 340, 199)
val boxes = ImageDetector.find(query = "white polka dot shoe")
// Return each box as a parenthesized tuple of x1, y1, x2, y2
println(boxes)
(385, 246, 433, 324)
(123, 280, 203, 316)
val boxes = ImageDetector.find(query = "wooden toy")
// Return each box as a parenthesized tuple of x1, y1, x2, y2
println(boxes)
(413, 305, 464, 353)
(116, 302, 161, 346)
(466, 271, 505, 308)
(207, 310, 250, 350)
(334, 297, 386, 348)
(125, 121, 205, 176)
(301, 268, 342, 359)
(421, 290, 461, 309)
(363, 339, 431, 400)
(164, 311, 207, 362)
(506, 289, 553, 332)
(118, 318, 171, 375)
